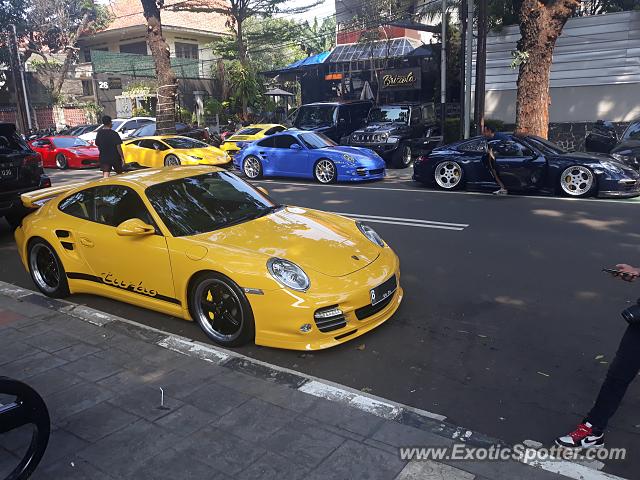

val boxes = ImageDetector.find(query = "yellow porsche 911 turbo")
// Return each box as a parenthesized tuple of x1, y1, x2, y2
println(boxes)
(219, 124, 286, 156)
(16, 166, 402, 350)
(123, 136, 231, 168)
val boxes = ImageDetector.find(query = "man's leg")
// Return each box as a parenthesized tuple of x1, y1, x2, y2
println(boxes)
(101, 163, 111, 178)
(585, 323, 640, 431)
(488, 157, 507, 193)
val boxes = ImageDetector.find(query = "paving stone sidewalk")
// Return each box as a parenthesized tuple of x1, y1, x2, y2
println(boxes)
(0, 293, 578, 480)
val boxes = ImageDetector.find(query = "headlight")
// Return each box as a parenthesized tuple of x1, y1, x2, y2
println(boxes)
(611, 153, 628, 163)
(342, 153, 355, 163)
(189, 155, 203, 160)
(386, 136, 400, 144)
(267, 258, 310, 291)
(356, 221, 384, 247)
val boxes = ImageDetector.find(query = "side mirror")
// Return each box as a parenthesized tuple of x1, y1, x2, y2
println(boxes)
(256, 186, 269, 196)
(289, 143, 302, 150)
(116, 218, 155, 237)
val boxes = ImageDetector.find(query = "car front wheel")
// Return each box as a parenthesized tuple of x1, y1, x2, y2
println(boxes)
(55, 154, 68, 170)
(314, 159, 337, 183)
(243, 155, 263, 179)
(188, 272, 255, 347)
(392, 144, 412, 169)
(434, 160, 464, 190)
(559, 165, 596, 197)
(28, 239, 70, 298)
(164, 154, 181, 166)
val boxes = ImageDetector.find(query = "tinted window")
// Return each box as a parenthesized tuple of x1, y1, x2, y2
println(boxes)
(59, 188, 95, 221)
(256, 137, 275, 148)
(523, 136, 566, 155)
(139, 139, 168, 151)
(410, 107, 421, 124)
(272, 135, 299, 149)
(121, 121, 139, 131)
(490, 140, 533, 157)
(621, 122, 640, 141)
(458, 138, 486, 152)
(146, 171, 277, 237)
(32, 139, 51, 147)
(293, 105, 336, 128)
(264, 126, 286, 135)
(422, 105, 436, 123)
(52, 137, 90, 148)
(164, 137, 208, 149)
(133, 123, 156, 137)
(237, 127, 262, 135)
(94, 186, 153, 227)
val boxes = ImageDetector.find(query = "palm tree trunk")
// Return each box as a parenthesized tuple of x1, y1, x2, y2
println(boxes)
(141, 0, 176, 135)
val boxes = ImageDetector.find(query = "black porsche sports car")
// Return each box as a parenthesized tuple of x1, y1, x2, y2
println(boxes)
(413, 134, 640, 198)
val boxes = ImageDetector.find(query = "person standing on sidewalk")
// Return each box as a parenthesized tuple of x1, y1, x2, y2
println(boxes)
(482, 125, 508, 196)
(95, 115, 124, 178)
(556, 263, 640, 448)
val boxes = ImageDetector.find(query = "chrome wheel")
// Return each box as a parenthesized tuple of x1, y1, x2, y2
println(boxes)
(434, 161, 463, 189)
(55, 154, 67, 170)
(164, 154, 181, 166)
(315, 159, 336, 183)
(560, 165, 594, 197)
(243, 156, 261, 179)
(29, 243, 60, 294)
(193, 278, 244, 343)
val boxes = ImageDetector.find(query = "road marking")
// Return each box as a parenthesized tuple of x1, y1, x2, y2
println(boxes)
(256, 179, 640, 205)
(332, 212, 469, 231)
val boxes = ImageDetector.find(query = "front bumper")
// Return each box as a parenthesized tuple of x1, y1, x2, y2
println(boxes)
(249, 249, 402, 350)
(338, 167, 385, 182)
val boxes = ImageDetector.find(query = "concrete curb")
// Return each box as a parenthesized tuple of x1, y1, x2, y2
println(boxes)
(0, 280, 627, 480)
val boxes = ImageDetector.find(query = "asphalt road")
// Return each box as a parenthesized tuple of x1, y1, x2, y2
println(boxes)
(2, 167, 640, 477)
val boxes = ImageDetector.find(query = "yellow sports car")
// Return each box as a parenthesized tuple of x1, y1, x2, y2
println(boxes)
(16, 166, 402, 350)
(219, 124, 286, 156)
(123, 136, 231, 167)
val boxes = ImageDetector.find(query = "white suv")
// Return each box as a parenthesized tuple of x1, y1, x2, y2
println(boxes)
(80, 117, 155, 143)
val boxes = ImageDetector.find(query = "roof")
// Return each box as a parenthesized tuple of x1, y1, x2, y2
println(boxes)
(282, 51, 330, 70)
(327, 38, 426, 63)
(117, 165, 226, 187)
(101, 0, 228, 36)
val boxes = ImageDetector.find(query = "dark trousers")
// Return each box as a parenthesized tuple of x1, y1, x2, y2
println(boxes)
(586, 323, 640, 431)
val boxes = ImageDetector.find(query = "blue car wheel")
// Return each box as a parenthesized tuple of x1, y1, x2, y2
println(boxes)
(314, 159, 337, 184)
(243, 155, 263, 179)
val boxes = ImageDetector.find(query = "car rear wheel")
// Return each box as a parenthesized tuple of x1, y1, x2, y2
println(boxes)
(243, 155, 263, 179)
(28, 239, 69, 298)
(188, 272, 255, 347)
(434, 161, 464, 190)
(392, 144, 412, 169)
(559, 165, 595, 197)
(314, 159, 337, 183)
(164, 154, 181, 166)
(55, 154, 68, 170)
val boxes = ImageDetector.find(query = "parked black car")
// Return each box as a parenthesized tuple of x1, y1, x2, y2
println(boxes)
(126, 122, 211, 143)
(346, 102, 441, 168)
(414, 134, 640, 198)
(585, 119, 640, 170)
(0, 123, 51, 228)
(291, 100, 372, 142)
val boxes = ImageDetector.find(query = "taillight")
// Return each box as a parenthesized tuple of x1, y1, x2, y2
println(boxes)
(23, 153, 43, 168)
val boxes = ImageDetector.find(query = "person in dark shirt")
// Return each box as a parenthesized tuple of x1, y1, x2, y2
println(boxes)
(95, 115, 124, 178)
(482, 125, 508, 195)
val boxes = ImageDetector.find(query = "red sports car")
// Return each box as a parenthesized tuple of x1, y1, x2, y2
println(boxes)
(29, 136, 99, 169)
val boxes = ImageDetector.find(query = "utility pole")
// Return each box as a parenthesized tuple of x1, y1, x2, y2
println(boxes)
(459, 0, 467, 139)
(464, 0, 474, 138)
(439, 0, 447, 138)
(474, 0, 487, 135)
(8, 24, 32, 133)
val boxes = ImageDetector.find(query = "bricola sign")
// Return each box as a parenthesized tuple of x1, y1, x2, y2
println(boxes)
(380, 67, 421, 90)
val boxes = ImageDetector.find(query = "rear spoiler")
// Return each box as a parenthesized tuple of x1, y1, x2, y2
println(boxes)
(21, 182, 86, 209)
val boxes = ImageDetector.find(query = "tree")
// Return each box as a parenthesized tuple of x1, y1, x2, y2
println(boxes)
(514, 0, 580, 138)
(140, 0, 177, 135)
(0, 0, 28, 65)
(171, 0, 320, 118)
(299, 16, 336, 55)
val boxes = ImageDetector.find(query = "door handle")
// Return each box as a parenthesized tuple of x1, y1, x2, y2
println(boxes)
(79, 237, 94, 248)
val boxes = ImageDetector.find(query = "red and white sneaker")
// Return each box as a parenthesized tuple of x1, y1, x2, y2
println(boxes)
(555, 422, 604, 449)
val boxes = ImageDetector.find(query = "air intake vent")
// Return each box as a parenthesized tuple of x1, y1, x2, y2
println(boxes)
(314, 305, 347, 332)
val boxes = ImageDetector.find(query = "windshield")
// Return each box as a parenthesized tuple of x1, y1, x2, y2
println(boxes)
(163, 137, 209, 149)
(133, 124, 156, 137)
(53, 137, 90, 148)
(523, 136, 566, 155)
(146, 172, 278, 236)
(299, 133, 336, 149)
(110, 120, 124, 130)
(368, 106, 410, 123)
(293, 105, 336, 127)
(621, 122, 640, 141)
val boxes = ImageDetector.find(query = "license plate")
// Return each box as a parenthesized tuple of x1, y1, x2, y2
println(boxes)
(370, 275, 397, 306)
(0, 168, 15, 179)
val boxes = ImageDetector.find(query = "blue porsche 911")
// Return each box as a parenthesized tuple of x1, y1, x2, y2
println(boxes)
(233, 130, 386, 183)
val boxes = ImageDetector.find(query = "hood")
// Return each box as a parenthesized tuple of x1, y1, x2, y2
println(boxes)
(69, 145, 99, 154)
(296, 124, 332, 133)
(353, 122, 409, 135)
(327, 145, 382, 162)
(192, 207, 380, 277)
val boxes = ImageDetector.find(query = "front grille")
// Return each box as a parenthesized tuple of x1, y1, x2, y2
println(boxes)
(355, 293, 395, 320)
(353, 133, 383, 143)
(314, 305, 347, 332)
(369, 168, 384, 175)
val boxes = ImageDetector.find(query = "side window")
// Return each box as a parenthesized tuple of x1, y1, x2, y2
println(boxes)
(410, 108, 421, 125)
(490, 140, 533, 157)
(458, 138, 487, 152)
(122, 120, 138, 131)
(337, 108, 350, 124)
(264, 126, 285, 135)
(138, 139, 155, 150)
(422, 105, 436, 124)
(272, 135, 299, 149)
(140, 139, 168, 151)
(94, 186, 153, 227)
(256, 137, 275, 148)
(59, 188, 96, 221)
(32, 140, 50, 147)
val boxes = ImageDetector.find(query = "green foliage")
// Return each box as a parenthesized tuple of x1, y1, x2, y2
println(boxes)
(177, 107, 192, 122)
(132, 106, 153, 117)
(227, 60, 261, 106)
(298, 17, 336, 55)
(122, 83, 154, 98)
